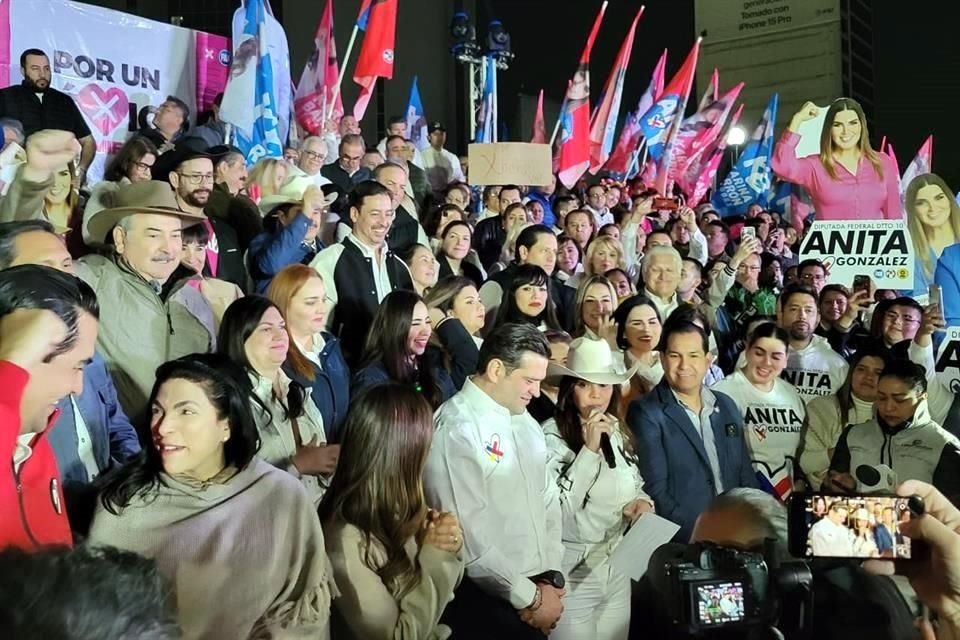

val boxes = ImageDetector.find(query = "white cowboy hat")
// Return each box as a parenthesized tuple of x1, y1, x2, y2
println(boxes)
(257, 174, 337, 214)
(546, 336, 638, 385)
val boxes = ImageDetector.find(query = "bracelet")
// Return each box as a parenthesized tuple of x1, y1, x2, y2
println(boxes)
(528, 584, 543, 611)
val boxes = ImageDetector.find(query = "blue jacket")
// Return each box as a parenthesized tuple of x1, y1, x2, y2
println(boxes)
(526, 190, 556, 228)
(248, 213, 323, 293)
(935, 243, 960, 327)
(48, 352, 141, 488)
(283, 332, 350, 444)
(627, 380, 758, 541)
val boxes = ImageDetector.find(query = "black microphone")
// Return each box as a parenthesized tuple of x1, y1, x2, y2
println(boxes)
(855, 464, 880, 487)
(600, 432, 616, 468)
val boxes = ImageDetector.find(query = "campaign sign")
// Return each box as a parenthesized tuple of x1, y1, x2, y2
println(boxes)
(935, 327, 960, 393)
(798, 220, 914, 289)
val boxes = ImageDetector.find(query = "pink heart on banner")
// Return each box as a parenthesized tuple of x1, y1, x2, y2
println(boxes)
(76, 84, 129, 136)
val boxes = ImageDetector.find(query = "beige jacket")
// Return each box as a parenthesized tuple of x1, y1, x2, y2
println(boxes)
(325, 520, 464, 640)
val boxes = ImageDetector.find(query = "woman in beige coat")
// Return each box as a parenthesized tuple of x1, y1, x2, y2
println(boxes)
(320, 383, 464, 640)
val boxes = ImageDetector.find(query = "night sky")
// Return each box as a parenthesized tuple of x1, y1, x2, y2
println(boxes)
(483, 0, 960, 189)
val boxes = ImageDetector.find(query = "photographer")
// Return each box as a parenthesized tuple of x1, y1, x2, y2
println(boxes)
(866, 480, 960, 639)
(634, 488, 917, 639)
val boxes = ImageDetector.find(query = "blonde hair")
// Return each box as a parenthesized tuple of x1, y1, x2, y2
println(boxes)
(247, 157, 288, 199)
(573, 275, 618, 338)
(819, 98, 883, 181)
(905, 173, 960, 281)
(584, 235, 626, 276)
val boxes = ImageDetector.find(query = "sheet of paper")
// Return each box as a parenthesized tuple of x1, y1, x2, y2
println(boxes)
(609, 513, 681, 581)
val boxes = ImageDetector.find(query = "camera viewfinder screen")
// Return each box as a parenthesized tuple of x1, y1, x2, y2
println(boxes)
(803, 495, 912, 559)
(696, 581, 745, 626)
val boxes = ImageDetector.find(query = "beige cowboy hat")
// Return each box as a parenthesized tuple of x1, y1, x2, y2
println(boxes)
(257, 174, 338, 215)
(86, 180, 207, 245)
(546, 336, 638, 385)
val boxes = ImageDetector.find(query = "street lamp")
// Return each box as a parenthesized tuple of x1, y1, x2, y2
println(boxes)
(726, 125, 746, 162)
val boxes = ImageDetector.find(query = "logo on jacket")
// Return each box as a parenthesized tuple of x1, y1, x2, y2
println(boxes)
(753, 425, 767, 441)
(484, 434, 504, 463)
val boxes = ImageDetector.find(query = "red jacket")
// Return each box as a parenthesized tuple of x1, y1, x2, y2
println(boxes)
(0, 361, 72, 549)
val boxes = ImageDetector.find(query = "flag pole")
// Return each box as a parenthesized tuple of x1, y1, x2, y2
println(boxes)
(327, 23, 361, 121)
(492, 59, 499, 143)
(549, 92, 567, 147)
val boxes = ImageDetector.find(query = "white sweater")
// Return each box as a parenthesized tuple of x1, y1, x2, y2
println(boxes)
(783, 335, 849, 403)
(799, 393, 874, 490)
(712, 371, 806, 499)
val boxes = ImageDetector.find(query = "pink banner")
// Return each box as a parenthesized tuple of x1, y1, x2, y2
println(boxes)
(195, 31, 230, 115)
(0, 0, 10, 88)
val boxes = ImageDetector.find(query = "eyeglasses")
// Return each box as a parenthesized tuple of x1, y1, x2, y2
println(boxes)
(885, 312, 921, 326)
(737, 265, 761, 272)
(302, 150, 325, 161)
(134, 161, 154, 171)
(177, 172, 214, 185)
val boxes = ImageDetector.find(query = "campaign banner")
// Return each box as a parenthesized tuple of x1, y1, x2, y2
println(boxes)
(798, 220, 915, 289)
(934, 327, 960, 393)
(3, 0, 229, 182)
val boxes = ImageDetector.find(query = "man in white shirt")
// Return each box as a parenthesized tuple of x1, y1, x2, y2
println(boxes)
(809, 501, 854, 556)
(642, 245, 684, 322)
(777, 285, 849, 402)
(288, 136, 332, 189)
(426, 324, 565, 638)
(584, 184, 613, 227)
(476, 185, 502, 222)
(421, 121, 465, 196)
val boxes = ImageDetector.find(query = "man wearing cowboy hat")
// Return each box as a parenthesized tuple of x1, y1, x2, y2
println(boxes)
(154, 143, 259, 290)
(75, 181, 212, 424)
(247, 175, 338, 293)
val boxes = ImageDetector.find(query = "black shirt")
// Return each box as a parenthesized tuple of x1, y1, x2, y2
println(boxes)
(0, 83, 91, 139)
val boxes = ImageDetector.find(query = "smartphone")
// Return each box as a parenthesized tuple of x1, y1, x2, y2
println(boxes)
(930, 283, 944, 312)
(652, 196, 679, 211)
(742, 227, 757, 242)
(852, 274, 871, 295)
(788, 493, 925, 561)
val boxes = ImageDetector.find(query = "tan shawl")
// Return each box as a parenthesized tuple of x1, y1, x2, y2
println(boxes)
(88, 458, 337, 640)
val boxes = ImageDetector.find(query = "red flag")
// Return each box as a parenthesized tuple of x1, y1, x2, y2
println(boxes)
(900, 135, 934, 196)
(666, 81, 744, 186)
(605, 48, 666, 178)
(588, 7, 643, 173)
(294, 0, 343, 135)
(352, 0, 398, 120)
(556, 1, 607, 189)
(653, 37, 702, 194)
(679, 104, 744, 204)
(531, 89, 547, 144)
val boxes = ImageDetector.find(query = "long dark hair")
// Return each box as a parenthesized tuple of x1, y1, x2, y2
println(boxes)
(494, 264, 561, 331)
(217, 295, 306, 422)
(553, 376, 632, 455)
(359, 290, 443, 408)
(103, 136, 158, 182)
(98, 354, 261, 514)
(318, 384, 433, 598)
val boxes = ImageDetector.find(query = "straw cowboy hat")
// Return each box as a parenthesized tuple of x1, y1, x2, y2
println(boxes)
(85, 180, 206, 245)
(546, 336, 638, 385)
(258, 174, 338, 215)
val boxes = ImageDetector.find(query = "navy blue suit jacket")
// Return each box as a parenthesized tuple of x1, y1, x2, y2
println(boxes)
(48, 352, 141, 488)
(627, 380, 758, 541)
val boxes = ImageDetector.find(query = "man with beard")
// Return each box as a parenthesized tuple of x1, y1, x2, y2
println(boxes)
(76, 181, 211, 423)
(156, 146, 251, 290)
(309, 181, 412, 365)
(775, 284, 849, 403)
(0, 49, 95, 185)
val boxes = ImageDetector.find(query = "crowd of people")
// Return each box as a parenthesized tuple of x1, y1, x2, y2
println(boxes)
(2, 46, 960, 640)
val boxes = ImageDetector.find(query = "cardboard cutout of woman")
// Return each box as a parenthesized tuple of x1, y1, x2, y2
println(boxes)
(906, 173, 960, 299)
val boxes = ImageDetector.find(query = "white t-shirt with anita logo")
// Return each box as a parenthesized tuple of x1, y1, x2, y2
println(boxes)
(735, 334, 848, 404)
(712, 370, 806, 501)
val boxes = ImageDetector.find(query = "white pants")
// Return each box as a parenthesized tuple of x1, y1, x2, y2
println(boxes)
(552, 554, 631, 640)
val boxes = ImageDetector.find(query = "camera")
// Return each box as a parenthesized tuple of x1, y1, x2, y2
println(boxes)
(648, 541, 812, 637)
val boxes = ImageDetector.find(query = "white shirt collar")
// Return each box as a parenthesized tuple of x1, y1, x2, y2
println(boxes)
(346, 232, 386, 259)
(461, 378, 512, 421)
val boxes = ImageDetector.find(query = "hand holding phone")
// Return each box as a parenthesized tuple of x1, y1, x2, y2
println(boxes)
(929, 284, 945, 315)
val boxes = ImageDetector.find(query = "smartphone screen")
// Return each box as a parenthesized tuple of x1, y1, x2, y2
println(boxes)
(790, 494, 914, 559)
(742, 227, 757, 241)
(853, 275, 870, 293)
(694, 580, 746, 627)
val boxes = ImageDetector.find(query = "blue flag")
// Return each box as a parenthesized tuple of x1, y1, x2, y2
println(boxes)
(712, 93, 779, 216)
(220, 0, 283, 165)
(475, 55, 496, 143)
(405, 76, 428, 151)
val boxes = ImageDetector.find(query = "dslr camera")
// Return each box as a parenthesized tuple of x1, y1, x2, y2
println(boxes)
(648, 541, 813, 638)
